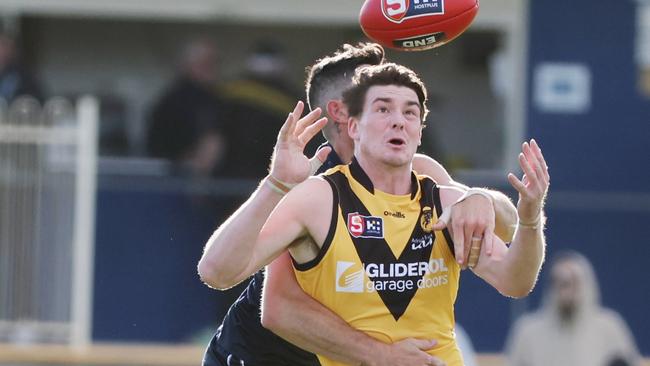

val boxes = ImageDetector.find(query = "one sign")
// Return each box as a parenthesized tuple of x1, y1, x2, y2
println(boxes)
(533, 63, 591, 114)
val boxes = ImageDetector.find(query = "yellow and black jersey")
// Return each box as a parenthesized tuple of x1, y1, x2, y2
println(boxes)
(293, 158, 462, 366)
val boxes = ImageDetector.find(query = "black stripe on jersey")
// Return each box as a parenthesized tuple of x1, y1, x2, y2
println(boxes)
(292, 175, 340, 272)
(432, 185, 455, 257)
(333, 170, 436, 321)
(349, 157, 419, 200)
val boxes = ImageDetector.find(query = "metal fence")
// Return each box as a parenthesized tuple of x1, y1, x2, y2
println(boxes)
(0, 95, 98, 346)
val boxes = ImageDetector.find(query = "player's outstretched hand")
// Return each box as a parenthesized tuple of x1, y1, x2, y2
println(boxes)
(269, 101, 328, 185)
(377, 338, 445, 366)
(507, 139, 549, 225)
(433, 194, 495, 269)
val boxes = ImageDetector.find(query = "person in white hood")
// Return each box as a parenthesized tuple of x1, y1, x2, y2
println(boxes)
(506, 250, 640, 366)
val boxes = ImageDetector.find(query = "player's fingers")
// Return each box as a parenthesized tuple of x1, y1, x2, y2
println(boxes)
(518, 153, 537, 191)
(432, 208, 450, 230)
(523, 142, 546, 188)
(292, 100, 304, 113)
(314, 145, 332, 163)
(519, 153, 546, 198)
(461, 221, 478, 268)
(294, 107, 322, 137)
(482, 232, 495, 260)
(428, 356, 446, 366)
(508, 173, 527, 196)
(298, 117, 328, 146)
(485, 221, 496, 256)
(522, 142, 539, 175)
(467, 236, 481, 268)
(467, 229, 482, 268)
(277, 112, 294, 142)
(309, 146, 330, 175)
(409, 338, 437, 351)
(531, 139, 550, 182)
(289, 101, 305, 131)
(522, 141, 537, 164)
(278, 101, 303, 140)
(452, 221, 465, 266)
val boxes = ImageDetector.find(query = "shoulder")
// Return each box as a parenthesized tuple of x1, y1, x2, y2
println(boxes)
(295, 175, 333, 191)
(413, 153, 452, 185)
(267, 176, 334, 239)
(283, 176, 334, 208)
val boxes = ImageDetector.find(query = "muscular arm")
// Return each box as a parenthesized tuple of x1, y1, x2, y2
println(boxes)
(438, 140, 549, 297)
(198, 102, 329, 289)
(262, 252, 441, 366)
(198, 179, 310, 289)
(413, 153, 517, 242)
(439, 185, 545, 298)
(262, 252, 386, 365)
(473, 213, 545, 297)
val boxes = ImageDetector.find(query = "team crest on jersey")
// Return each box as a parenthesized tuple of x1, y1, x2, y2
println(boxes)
(381, 0, 444, 24)
(347, 213, 384, 238)
(420, 206, 433, 233)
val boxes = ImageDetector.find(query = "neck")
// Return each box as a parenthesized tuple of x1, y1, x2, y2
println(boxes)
(330, 137, 355, 164)
(355, 154, 412, 195)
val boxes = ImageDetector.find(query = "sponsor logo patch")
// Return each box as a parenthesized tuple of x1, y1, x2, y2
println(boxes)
(334, 259, 449, 294)
(381, 0, 444, 24)
(335, 261, 364, 293)
(347, 213, 384, 238)
(411, 233, 434, 250)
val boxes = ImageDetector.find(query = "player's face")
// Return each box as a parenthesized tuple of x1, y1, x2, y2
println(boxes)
(349, 85, 423, 167)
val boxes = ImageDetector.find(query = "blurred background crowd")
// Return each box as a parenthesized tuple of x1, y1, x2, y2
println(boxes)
(0, 0, 648, 365)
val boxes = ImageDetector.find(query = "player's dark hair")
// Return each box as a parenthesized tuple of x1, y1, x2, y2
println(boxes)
(305, 42, 385, 112)
(342, 63, 429, 121)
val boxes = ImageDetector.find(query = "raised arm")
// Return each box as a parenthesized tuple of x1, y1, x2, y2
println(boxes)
(440, 140, 549, 297)
(413, 153, 517, 267)
(261, 252, 444, 366)
(197, 102, 328, 289)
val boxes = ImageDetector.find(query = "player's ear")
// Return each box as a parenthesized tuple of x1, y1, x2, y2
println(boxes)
(327, 100, 348, 124)
(348, 116, 360, 140)
(417, 125, 423, 146)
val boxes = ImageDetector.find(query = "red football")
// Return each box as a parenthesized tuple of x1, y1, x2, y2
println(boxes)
(359, 0, 479, 51)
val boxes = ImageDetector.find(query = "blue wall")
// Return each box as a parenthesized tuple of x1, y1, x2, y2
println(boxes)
(92, 177, 250, 342)
(527, 0, 648, 192)
(459, 0, 650, 354)
(517, 0, 648, 354)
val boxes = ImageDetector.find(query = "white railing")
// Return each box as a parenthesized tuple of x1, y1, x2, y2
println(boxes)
(0, 95, 99, 347)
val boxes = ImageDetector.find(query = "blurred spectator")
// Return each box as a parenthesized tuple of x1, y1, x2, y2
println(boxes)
(147, 38, 227, 177)
(0, 32, 43, 102)
(505, 250, 640, 366)
(220, 40, 307, 178)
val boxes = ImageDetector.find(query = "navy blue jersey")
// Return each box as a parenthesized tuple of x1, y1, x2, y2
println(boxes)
(205, 146, 343, 365)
